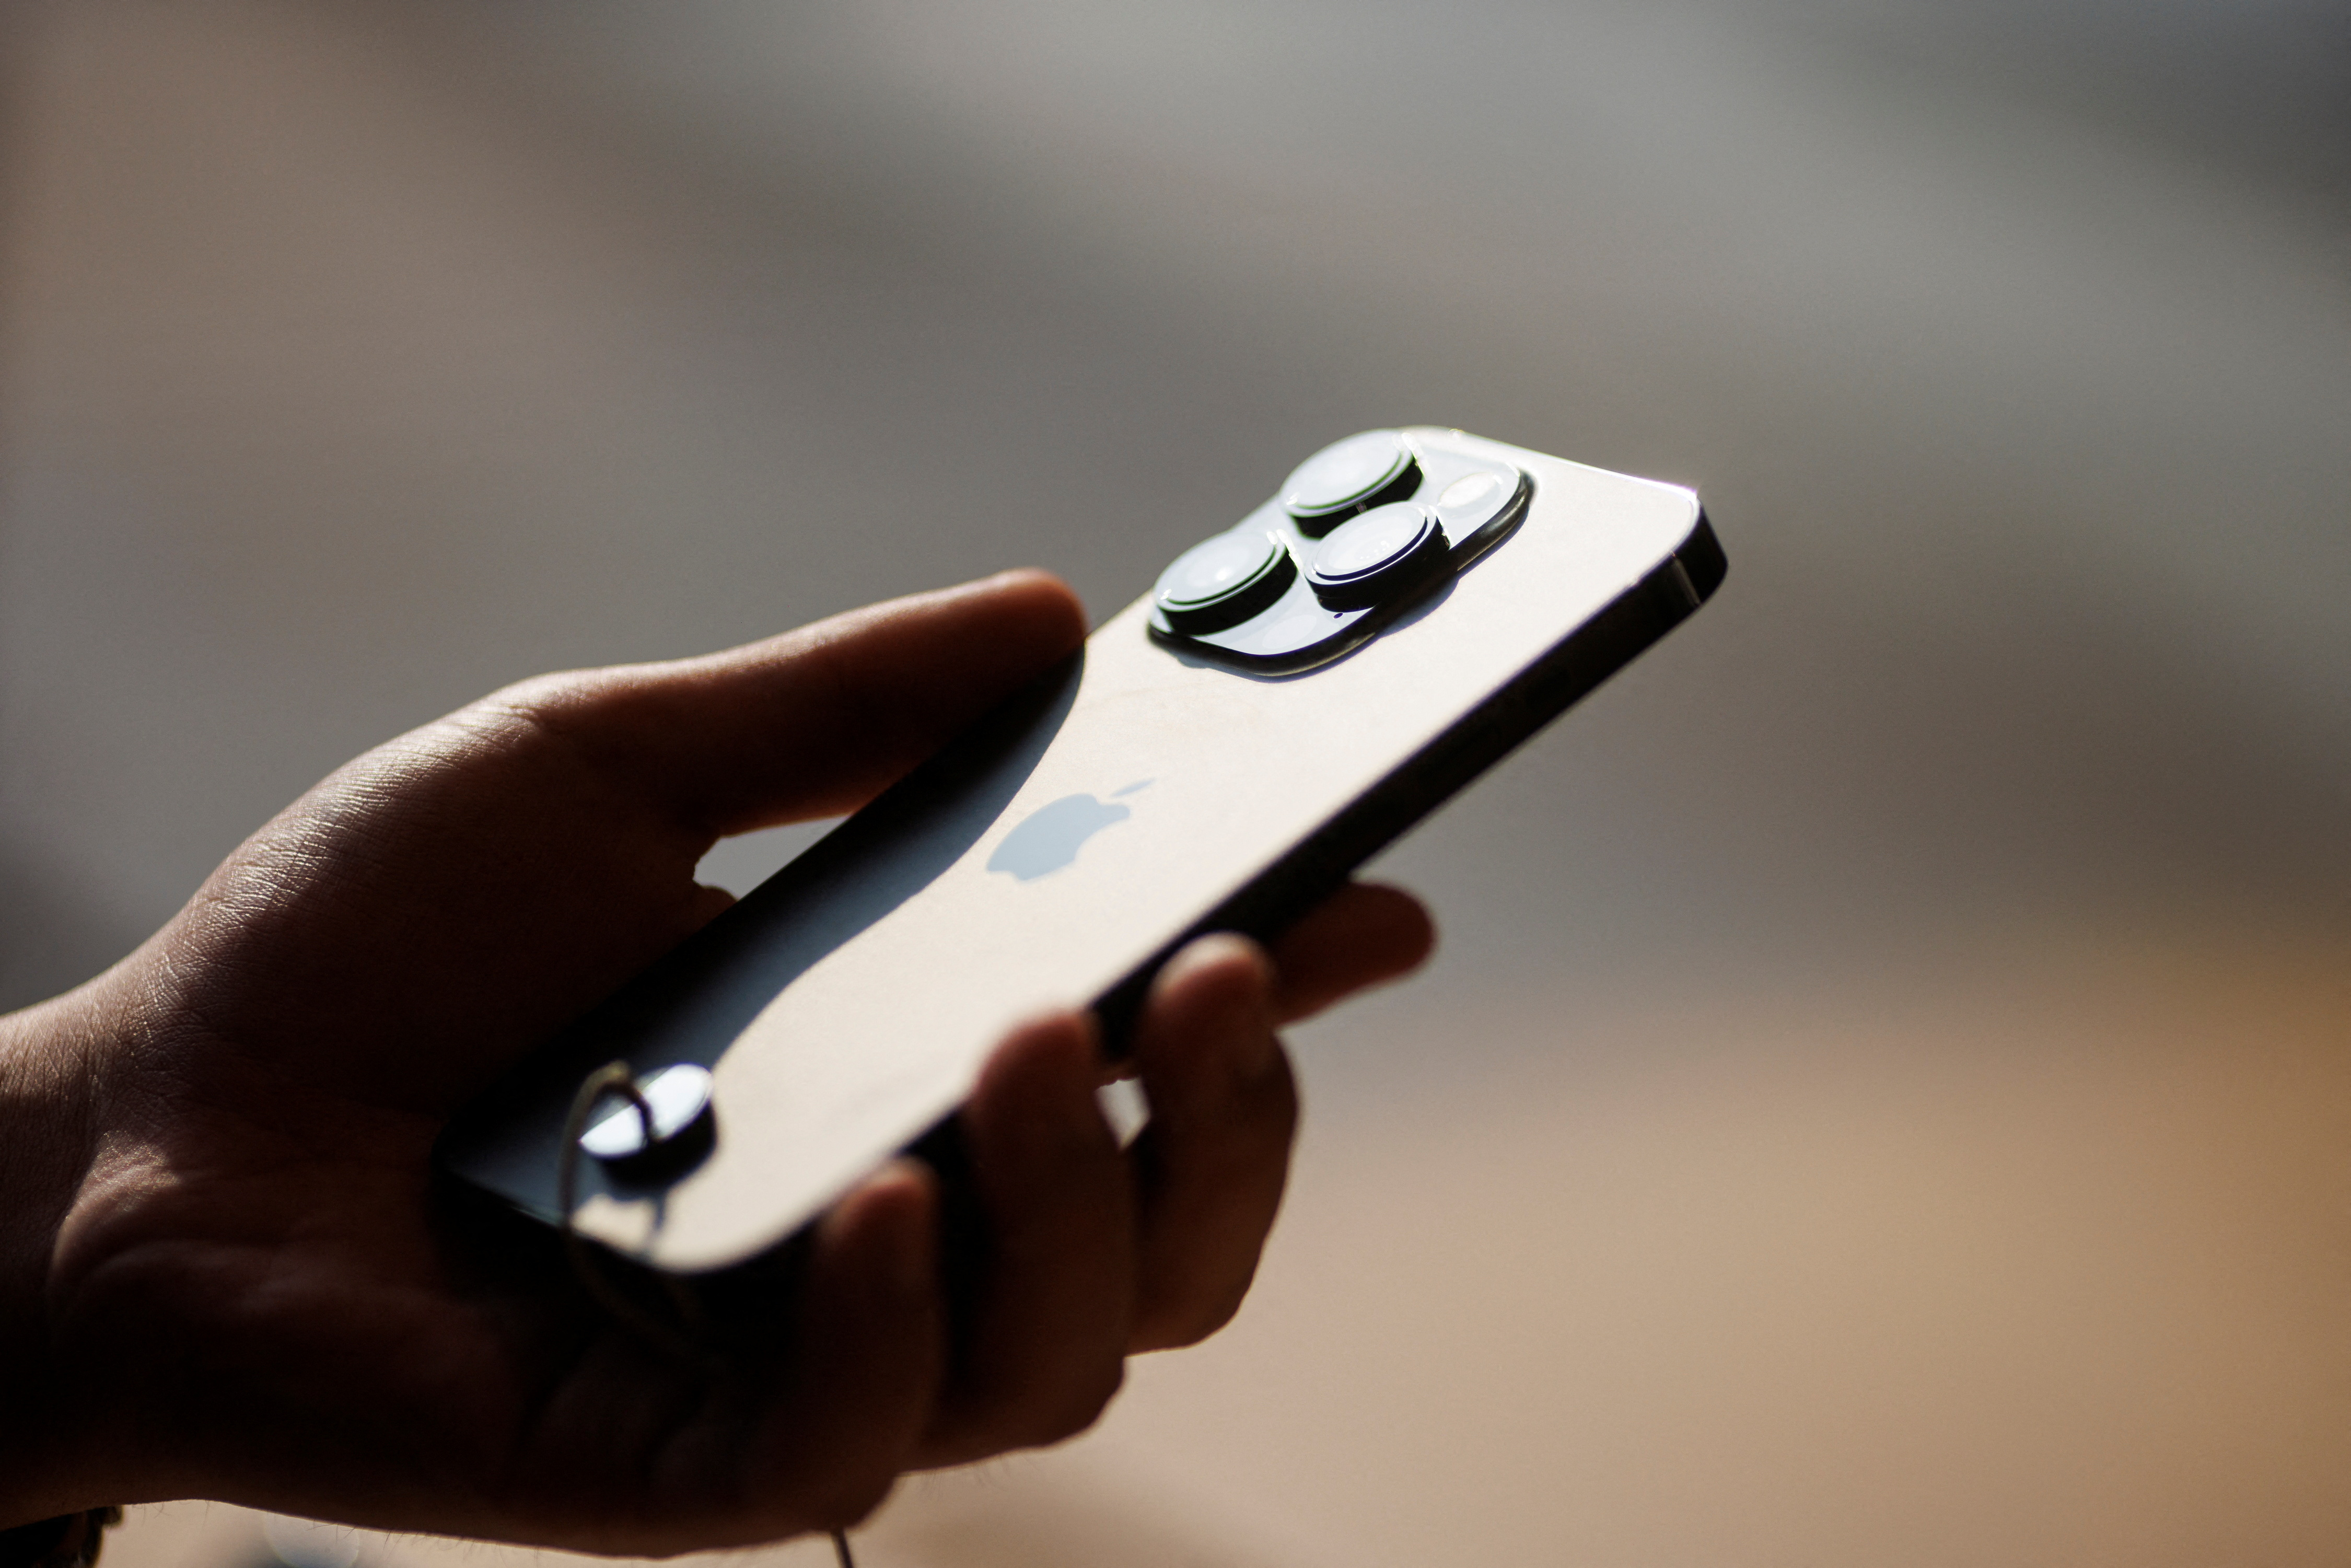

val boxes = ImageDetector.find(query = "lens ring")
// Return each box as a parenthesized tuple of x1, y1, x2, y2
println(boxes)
(1305, 502, 1446, 610)
(1282, 431, 1417, 529)
(1155, 529, 1298, 633)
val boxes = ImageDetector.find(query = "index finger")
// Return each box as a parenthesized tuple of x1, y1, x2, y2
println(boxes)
(495, 569, 1089, 839)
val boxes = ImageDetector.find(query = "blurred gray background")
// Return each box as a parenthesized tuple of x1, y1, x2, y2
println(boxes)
(4, 2, 2347, 1564)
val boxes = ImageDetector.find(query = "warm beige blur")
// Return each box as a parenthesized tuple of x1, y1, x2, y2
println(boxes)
(95, 935, 2351, 1564)
(5, 0, 2346, 1562)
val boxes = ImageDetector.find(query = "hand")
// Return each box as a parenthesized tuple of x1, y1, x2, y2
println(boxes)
(0, 571, 1432, 1552)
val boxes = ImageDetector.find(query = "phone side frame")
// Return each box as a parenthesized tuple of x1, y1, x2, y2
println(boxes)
(433, 505, 1725, 1284)
(1089, 512, 1726, 1048)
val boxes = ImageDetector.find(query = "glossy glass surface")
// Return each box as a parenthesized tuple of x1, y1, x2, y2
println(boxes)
(1306, 502, 1445, 608)
(1282, 429, 1413, 522)
(1154, 529, 1297, 631)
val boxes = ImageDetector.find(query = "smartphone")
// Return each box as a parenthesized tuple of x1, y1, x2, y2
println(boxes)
(437, 427, 1724, 1274)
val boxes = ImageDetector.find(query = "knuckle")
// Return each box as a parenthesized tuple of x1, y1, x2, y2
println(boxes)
(483, 668, 607, 727)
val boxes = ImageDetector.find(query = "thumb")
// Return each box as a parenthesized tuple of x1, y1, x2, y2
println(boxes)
(486, 568, 1089, 839)
(136, 571, 1087, 1105)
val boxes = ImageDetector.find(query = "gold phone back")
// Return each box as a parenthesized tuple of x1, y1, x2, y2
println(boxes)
(440, 429, 1704, 1272)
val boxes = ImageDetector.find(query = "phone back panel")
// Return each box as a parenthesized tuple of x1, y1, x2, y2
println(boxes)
(438, 429, 1714, 1271)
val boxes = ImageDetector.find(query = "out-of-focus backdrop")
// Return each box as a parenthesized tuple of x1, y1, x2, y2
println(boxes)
(3, 1, 2346, 1563)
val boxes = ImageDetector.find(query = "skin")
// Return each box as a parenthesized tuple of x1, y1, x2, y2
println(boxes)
(0, 571, 1433, 1554)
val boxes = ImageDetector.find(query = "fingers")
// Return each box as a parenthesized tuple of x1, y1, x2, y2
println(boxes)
(1265, 881, 1435, 1024)
(899, 882, 1424, 1462)
(727, 1162, 944, 1539)
(917, 1013, 1133, 1467)
(1124, 936, 1299, 1352)
(508, 1164, 943, 1553)
(494, 569, 1088, 839)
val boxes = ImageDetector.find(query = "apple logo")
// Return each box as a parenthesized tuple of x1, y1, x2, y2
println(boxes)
(988, 780, 1153, 881)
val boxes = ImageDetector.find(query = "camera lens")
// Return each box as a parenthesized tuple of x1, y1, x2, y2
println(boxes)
(1305, 502, 1447, 610)
(1282, 431, 1419, 536)
(1154, 529, 1298, 633)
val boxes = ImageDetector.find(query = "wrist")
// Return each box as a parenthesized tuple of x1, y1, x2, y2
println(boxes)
(0, 994, 113, 1525)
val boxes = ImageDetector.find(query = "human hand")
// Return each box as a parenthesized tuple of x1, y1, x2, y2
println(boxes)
(0, 571, 1431, 1552)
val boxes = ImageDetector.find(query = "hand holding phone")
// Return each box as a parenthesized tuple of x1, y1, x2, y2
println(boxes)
(441, 428, 1723, 1275)
(3, 568, 1426, 1550)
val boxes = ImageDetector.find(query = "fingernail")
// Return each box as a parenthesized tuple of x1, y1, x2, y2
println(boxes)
(1149, 936, 1284, 1083)
(1215, 944, 1282, 1081)
(876, 1163, 934, 1295)
(1169, 932, 1257, 994)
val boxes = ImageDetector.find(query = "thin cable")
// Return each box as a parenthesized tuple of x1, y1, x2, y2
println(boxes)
(555, 1061, 704, 1361)
(558, 1065, 866, 1567)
